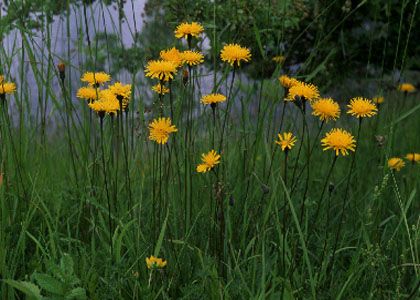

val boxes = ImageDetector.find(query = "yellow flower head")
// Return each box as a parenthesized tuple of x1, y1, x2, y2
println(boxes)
(347, 97, 378, 118)
(321, 128, 356, 156)
(0, 81, 17, 95)
(201, 93, 226, 106)
(145, 60, 177, 82)
(181, 50, 204, 66)
(275, 132, 297, 152)
(148, 117, 177, 144)
(220, 43, 251, 67)
(109, 82, 131, 101)
(81, 72, 111, 86)
(372, 96, 384, 105)
(160, 47, 184, 68)
(152, 83, 170, 95)
(388, 157, 405, 171)
(311, 98, 341, 122)
(278, 75, 299, 89)
(146, 256, 167, 269)
(398, 83, 416, 93)
(88, 90, 120, 116)
(272, 55, 285, 64)
(77, 86, 100, 101)
(286, 82, 320, 102)
(405, 153, 420, 164)
(197, 150, 221, 173)
(174, 22, 204, 39)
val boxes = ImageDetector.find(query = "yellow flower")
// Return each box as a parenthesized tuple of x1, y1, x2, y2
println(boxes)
(220, 43, 251, 67)
(0, 81, 17, 95)
(181, 50, 204, 66)
(152, 83, 170, 95)
(109, 82, 131, 100)
(0, 75, 4, 83)
(286, 82, 320, 102)
(148, 117, 177, 144)
(77, 87, 99, 102)
(201, 93, 226, 106)
(388, 157, 405, 171)
(160, 47, 183, 68)
(311, 98, 341, 122)
(109, 82, 131, 110)
(321, 128, 356, 156)
(398, 83, 416, 93)
(372, 96, 384, 105)
(272, 55, 285, 64)
(81, 72, 111, 86)
(197, 150, 221, 173)
(174, 22, 204, 39)
(278, 75, 299, 89)
(145, 60, 177, 82)
(405, 153, 420, 164)
(146, 256, 167, 269)
(347, 97, 378, 118)
(88, 91, 120, 116)
(275, 132, 297, 152)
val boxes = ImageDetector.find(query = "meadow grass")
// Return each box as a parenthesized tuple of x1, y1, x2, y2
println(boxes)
(0, 1, 419, 299)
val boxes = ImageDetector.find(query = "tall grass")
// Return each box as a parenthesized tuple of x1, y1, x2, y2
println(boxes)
(0, 1, 419, 299)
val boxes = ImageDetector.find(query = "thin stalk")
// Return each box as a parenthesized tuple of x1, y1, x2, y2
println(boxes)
(100, 116, 113, 259)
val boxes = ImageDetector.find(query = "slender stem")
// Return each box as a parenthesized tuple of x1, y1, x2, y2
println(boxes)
(329, 118, 362, 274)
(100, 116, 113, 259)
(312, 155, 338, 227)
(218, 67, 236, 150)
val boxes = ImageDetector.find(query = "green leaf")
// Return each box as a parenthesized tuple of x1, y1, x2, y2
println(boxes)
(32, 273, 65, 295)
(3, 280, 43, 300)
(65, 287, 87, 300)
(154, 208, 170, 257)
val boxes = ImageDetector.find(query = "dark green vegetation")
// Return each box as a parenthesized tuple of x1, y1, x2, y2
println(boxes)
(0, 0, 419, 299)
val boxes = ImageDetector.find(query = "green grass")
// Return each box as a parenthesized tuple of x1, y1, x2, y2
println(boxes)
(1, 1, 420, 299)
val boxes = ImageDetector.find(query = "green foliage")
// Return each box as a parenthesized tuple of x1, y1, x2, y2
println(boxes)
(4, 255, 87, 299)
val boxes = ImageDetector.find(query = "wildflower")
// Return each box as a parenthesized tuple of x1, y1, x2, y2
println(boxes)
(321, 128, 356, 156)
(372, 96, 384, 105)
(347, 97, 378, 118)
(77, 86, 100, 102)
(145, 60, 177, 82)
(146, 256, 167, 269)
(152, 83, 170, 95)
(388, 157, 405, 171)
(0, 81, 17, 96)
(81, 72, 111, 86)
(109, 82, 131, 109)
(311, 98, 341, 122)
(197, 150, 221, 173)
(160, 47, 183, 68)
(181, 50, 204, 66)
(109, 82, 131, 101)
(275, 132, 297, 152)
(272, 55, 285, 64)
(88, 93, 120, 117)
(57, 62, 66, 80)
(148, 117, 177, 144)
(286, 82, 320, 103)
(405, 153, 420, 164)
(201, 93, 226, 107)
(220, 43, 251, 67)
(278, 75, 299, 89)
(174, 22, 204, 39)
(398, 83, 416, 93)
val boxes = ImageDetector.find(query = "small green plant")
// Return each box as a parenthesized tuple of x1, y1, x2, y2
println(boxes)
(4, 255, 87, 300)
